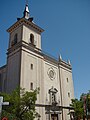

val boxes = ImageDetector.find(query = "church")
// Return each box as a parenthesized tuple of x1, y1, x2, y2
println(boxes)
(0, 3, 74, 120)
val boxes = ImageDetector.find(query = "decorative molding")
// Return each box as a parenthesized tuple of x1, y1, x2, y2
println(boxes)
(47, 68, 56, 80)
(7, 41, 72, 71)
(0, 65, 7, 71)
(7, 18, 44, 33)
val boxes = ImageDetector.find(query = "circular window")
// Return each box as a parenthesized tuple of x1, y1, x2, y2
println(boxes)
(48, 68, 56, 80)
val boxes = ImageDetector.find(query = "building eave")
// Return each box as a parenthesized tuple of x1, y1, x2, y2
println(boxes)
(0, 65, 7, 70)
(43, 53, 72, 70)
(7, 18, 44, 33)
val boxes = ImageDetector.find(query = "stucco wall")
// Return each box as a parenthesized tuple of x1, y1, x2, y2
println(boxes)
(0, 65, 6, 92)
(6, 50, 21, 93)
(9, 26, 22, 48)
(5, 18, 74, 120)
(60, 65, 74, 120)
(19, 47, 74, 120)
(22, 25, 41, 49)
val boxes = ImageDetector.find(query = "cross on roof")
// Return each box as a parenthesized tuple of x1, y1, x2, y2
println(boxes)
(0, 97, 9, 119)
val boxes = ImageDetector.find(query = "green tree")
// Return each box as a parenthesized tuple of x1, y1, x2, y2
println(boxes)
(80, 91, 90, 119)
(70, 99, 84, 120)
(87, 94, 90, 114)
(0, 87, 39, 120)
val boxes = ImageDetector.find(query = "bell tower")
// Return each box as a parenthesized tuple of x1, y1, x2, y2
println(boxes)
(7, 3, 44, 50)
(6, 3, 44, 93)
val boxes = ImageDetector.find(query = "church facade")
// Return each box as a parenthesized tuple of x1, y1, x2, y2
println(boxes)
(0, 4, 74, 120)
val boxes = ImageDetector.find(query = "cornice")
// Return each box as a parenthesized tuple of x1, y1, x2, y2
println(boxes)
(7, 41, 72, 71)
(43, 54, 72, 70)
(7, 18, 44, 33)
(59, 60, 72, 70)
(43, 54, 58, 66)
(0, 65, 7, 70)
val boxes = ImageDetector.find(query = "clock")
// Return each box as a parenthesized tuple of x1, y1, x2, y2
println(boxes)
(47, 67, 56, 80)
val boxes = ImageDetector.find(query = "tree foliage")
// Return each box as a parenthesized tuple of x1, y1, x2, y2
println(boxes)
(0, 87, 39, 120)
(70, 91, 90, 120)
(70, 99, 84, 120)
(80, 91, 90, 117)
(87, 94, 90, 112)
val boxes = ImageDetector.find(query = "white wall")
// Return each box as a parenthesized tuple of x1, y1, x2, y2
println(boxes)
(9, 26, 22, 48)
(22, 25, 41, 49)
(0, 66, 6, 92)
(6, 50, 21, 93)
(60, 65, 74, 120)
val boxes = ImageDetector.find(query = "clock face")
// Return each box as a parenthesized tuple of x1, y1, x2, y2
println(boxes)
(48, 67, 56, 80)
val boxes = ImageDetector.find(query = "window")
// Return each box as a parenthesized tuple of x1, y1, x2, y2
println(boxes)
(67, 78, 69, 83)
(0, 73, 1, 80)
(14, 33, 17, 44)
(68, 92, 70, 97)
(30, 34, 34, 45)
(0, 74, 2, 91)
(31, 64, 33, 70)
(30, 82, 33, 90)
(11, 33, 18, 46)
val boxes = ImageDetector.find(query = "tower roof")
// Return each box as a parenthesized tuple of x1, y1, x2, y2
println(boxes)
(7, 2, 44, 33)
(23, 4, 30, 19)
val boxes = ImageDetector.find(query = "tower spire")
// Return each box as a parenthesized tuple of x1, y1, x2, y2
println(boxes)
(23, 0, 30, 19)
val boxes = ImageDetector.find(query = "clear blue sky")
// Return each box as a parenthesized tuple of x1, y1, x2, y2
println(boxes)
(0, 0, 90, 99)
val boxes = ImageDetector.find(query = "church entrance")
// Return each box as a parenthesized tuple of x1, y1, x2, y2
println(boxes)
(51, 114, 58, 120)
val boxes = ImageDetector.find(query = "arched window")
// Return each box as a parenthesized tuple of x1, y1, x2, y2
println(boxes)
(0, 73, 1, 80)
(11, 33, 18, 46)
(67, 78, 69, 83)
(0, 74, 1, 87)
(30, 82, 33, 90)
(30, 34, 34, 45)
(68, 92, 70, 97)
(14, 33, 18, 44)
(31, 64, 33, 70)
